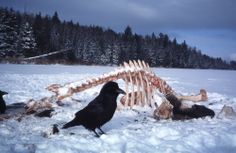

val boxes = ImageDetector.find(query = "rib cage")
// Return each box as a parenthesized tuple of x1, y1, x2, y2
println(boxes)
(47, 60, 174, 107)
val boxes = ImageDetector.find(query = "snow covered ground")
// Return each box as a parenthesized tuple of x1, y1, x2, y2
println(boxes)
(0, 64, 236, 153)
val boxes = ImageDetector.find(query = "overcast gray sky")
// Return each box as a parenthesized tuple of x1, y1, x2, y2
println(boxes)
(1, 0, 236, 61)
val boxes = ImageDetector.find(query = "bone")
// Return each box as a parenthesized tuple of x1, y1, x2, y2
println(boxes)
(124, 77, 129, 107)
(133, 60, 143, 105)
(138, 60, 147, 105)
(176, 89, 208, 102)
(133, 61, 144, 103)
(128, 61, 135, 107)
(129, 71, 135, 107)
(123, 62, 131, 107)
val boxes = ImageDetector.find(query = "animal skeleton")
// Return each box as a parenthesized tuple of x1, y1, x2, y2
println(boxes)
(46, 60, 171, 107)
(46, 60, 207, 109)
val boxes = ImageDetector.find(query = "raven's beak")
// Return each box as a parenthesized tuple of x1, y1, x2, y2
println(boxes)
(117, 88, 126, 95)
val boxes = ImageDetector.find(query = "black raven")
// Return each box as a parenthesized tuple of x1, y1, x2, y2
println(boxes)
(62, 81, 125, 137)
(0, 90, 8, 114)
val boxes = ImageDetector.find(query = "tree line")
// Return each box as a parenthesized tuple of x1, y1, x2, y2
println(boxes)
(0, 7, 235, 69)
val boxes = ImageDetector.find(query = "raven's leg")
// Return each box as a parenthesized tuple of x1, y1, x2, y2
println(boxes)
(98, 127, 105, 134)
(93, 130, 100, 137)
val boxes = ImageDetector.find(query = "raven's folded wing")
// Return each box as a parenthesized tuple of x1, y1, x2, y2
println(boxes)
(75, 98, 104, 118)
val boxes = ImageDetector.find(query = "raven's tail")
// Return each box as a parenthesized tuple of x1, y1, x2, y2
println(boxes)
(62, 118, 80, 129)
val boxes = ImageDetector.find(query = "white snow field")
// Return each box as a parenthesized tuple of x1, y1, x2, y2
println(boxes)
(0, 64, 236, 153)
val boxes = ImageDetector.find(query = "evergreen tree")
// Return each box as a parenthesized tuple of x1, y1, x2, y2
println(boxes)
(0, 8, 19, 57)
(52, 12, 60, 24)
(230, 61, 236, 69)
(50, 12, 61, 51)
(124, 26, 132, 40)
(33, 13, 50, 53)
(17, 21, 37, 57)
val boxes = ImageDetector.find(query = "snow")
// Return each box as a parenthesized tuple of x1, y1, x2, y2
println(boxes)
(0, 64, 236, 153)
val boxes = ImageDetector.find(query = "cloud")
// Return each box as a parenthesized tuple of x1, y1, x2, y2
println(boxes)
(146, 0, 236, 30)
(1, 0, 235, 30)
(123, 2, 156, 19)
